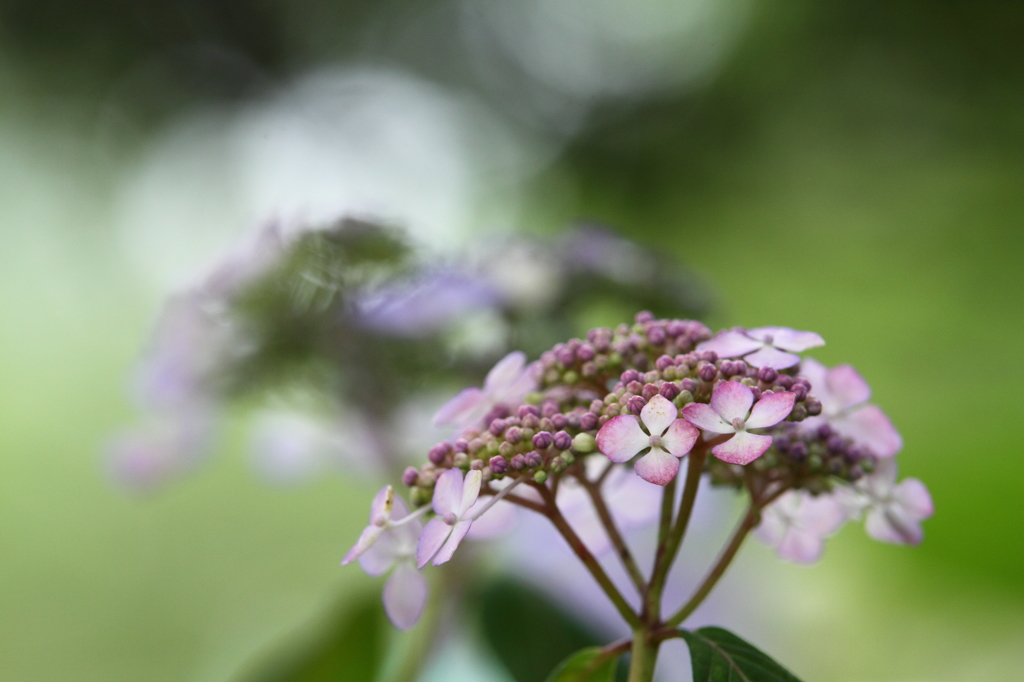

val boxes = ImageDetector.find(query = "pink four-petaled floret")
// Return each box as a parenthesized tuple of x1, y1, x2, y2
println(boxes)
(697, 326, 824, 369)
(433, 351, 538, 433)
(416, 468, 482, 567)
(595, 394, 699, 486)
(754, 490, 848, 564)
(681, 381, 795, 465)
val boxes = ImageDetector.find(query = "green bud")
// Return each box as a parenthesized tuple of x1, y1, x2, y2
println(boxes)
(453, 453, 470, 468)
(563, 370, 579, 384)
(789, 404, 808, 421)
(673, 390, 694, 407)
(561, 452, 575, 466)
(525, 392, 544, 405)
(499, 442, 514, 458)
(486, 439, 500, 455)
(572, 433, 597, 453)
(741, 377, 757, 387)
(533, 470, 548, 484)
(607, 352, 622, 366)
(808, 454, 823, 471)
(603, 393, 618, 406)
(410, 487, 431, 507)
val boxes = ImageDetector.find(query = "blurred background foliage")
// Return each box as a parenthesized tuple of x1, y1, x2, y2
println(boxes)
(1, 0, 1023, 680)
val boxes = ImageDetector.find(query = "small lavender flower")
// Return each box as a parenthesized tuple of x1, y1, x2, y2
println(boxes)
(433, 351, 539, 434)
(682, 382, 795, 465)
(697, 326, 824, 369)
(342, 486, 399, 565)
(596, 394, 699, 486)
(754, 490, 848, 564)
(836, 460, 933, 545)
(416, 469, 482, 567)
(799, 358, 902, 458)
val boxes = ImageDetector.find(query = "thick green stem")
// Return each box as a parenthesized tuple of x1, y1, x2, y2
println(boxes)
(627, 627, 660, 682)
(534, 484, 642, 629)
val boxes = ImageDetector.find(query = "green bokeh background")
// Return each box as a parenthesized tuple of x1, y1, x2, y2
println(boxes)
(2, 2, 1023, 680)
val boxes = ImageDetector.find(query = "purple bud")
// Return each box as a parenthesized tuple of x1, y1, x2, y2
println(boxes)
(635, 310, 655, 323)
(817, 424, 834, 439)
(794, 377, 811, 389)
(518, 404, 541, 419)
(522, 414, 541, 429)
(666, 320, 687, 337)
(551, 414, 569, 430)
(489, 419, 506, 436)
(620, 369, 641, 384)
(789, 441, 808, 460)
(804, 398, 822, 416)
(532, 431, 554, 449)
(777, 375, 794, 389)
(827, 435, 846, 453)
(720, 360, 735, 376)
(757, 366, 778, 384)
(848, 465, 864, 481)
(577, 344, 596, 361)
(453, 438, 469, 453)
(557, 348, 575, 366)
(566, 412, 581, 429)
(647, 327, 666, 346)
(660, 382, 680, 400)
(429, 443, 451, 464)
(505, 426, 522, 444)
(589, 399, 605, 413)
(402, 467, 419, 486)
(655, 354, 675, 371)
(627, 395, 646, 416)
(642, 383, 659, 400)
(698, 364, 718, 382)
(489, 456, 508, 474)
(553, 431, 573, 450)
(541, 400, 560, 418)
(792, 384, 808, 401)
(732, 360, 748, 376)
(681, 378, 698, 393)
(470, 459, 485, 470)
(700, 350, 718, 363)
(524, 451, 543, 468)
(580, 412, 598, 431)
(510, 454, 527, 470)
(774, 435, 791, 452)
(626, 380, 644, 395)
(751, 387, 762, 401)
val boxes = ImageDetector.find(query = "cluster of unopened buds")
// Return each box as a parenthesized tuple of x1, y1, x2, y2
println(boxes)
(342, 313, 933, 679)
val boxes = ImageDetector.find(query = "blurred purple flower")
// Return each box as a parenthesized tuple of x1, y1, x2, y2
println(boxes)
(754, 490, 848, 564)
(836, 460, 933, 545)
(105, 407, 216, 491)
(433, 351, 539, 433)
(698, 326, 824, 369)
(799, 358, 902, 458)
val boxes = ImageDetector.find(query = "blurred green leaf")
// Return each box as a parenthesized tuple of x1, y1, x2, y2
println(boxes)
(544, 646, 617, 682)
(234, 593, 385, 682)
(679, 627, 802, 682)
(479, 578, 611, 682)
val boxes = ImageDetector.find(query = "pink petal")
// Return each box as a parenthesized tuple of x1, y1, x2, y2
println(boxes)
(865, 506, 923, 545)
(777, 529, 826, 564)
(659, 419, 699, 457)
(640, 394, 679, 436)
(432, 519, 472, 565)
(711, 431, 773, 465)
(484, 351, 527, 391)
(745, 392, 795, 429)
(596, 415, 650, 462)
(827, 365, 871, 411)
(750, 327, 824, 353)
(358, 531, 398, 575)
(893, 478, 934, 520)
(495, 365, 539, 406)
(754, 508, 788, 547)
(383, 561, 428, 630)
(798, 358, 830, 401)
(697, 330, 763, 358)
(368, 485, 394, 522)
(833, 405, 903, 458)
(681, 403, 733, 434)
(342, 524, 384, 565)
(633, 448, 681, 486)
(433, 387, 484, 427)
(415, 517, 451, 568)
(800, 494, 849, 536)
(432, 468, 464, 516)
(743, 346, 801, 369)
(458, 470, 483, 516)
(710, 381, 754, 423)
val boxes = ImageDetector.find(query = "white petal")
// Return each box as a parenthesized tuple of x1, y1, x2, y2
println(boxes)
(358, 530, 399, 576)
(433, 387, 484, 427)
(458, 470, 482, 516)
(681, 403, 733, 434)
(640, 394, 679, 436)
(415, 517, 451, 568)
(743, 346, 801, 369)
(383, 562, 428, 630)
(745, 392, 795, 429)
(595, 415, 650, 462)
(432, 519, 473, 565)
(710, 381, 753, 423)
(633, 448, 681, 486)
(659, 420, 699, 457)
(342, 524, 383, 565)
(833, 405, 903, 458)
(697, 330, 763, 358)
(711, 431, 773, 465)
(484, 351, 527, 391)
(432, 468, 464, 516)
(826, 364, 871, 410)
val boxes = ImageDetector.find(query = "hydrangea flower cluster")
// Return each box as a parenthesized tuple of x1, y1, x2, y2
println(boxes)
(344, 313, 932, 680)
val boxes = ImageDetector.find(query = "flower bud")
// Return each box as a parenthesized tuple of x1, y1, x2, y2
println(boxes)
(627, 396, 646, 416)
(635, 310, 655, 323)
(698, 364, 718, 382)
(572, 433, 597, 453)
(489, 419, 506, 436)
(656, 354, 675, 371)
(518, 405, 541, 419)
(553, 431, 573, 450)
(489, 456, 508, 475)
(534, 470, 548, 484)
(499, 442, 514, 458)
(660, 382, 680, 401)
(551, 414, 569, 430)
(620, 369, 641, 384)
(504, 426, 522, 444)
(641, 383, 658, 401)
(524, 451, 544, 468)
(673, 390, 694, 406)
(804, 397, 822, 416)
(470, 459, 485, 470)
(777, 375, 794, 389)
(580, 412, 598, 431)
(827, 435, 846, 453)
(429, 443, 451, 465)
(510, 454, 527, 470)
(533, 431, 554, 449)
(453, 452, 470, 467)
(699, 350, 718, 363)
(647, 327, 666, 346)
(541, 400, 560, 418)
(589, 399, 605, 413)
(453, 438, 469, 453)
(792, 384, 808, 401)
(577, 344, 596, 361)
(557, 348, 575, 366)
(402, 467, 419, 487)
(788, 441, 808, 460)
(757, 366, 778, 384)
(789, 404, 807, 421)
(681, 378, 698, 393)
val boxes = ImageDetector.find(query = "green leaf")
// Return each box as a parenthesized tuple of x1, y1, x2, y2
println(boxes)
(544, 646, 617, 682)
(234, 593, 385, 682)
(679, 626, 803, 682)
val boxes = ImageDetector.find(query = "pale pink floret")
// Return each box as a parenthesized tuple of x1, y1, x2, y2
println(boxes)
(682, 382, 795, 465)
(342, 485, 395, 565)
(356, 496, 428, 629)
(433, 351, 538, 433)
(697, 326, 824, 370)
(755, 490, 848, 564)
(799, 358, 902, 458)
(595, 394, 698, 486)
(416, 468, 482, 567)
(836, 460, 933, 545)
